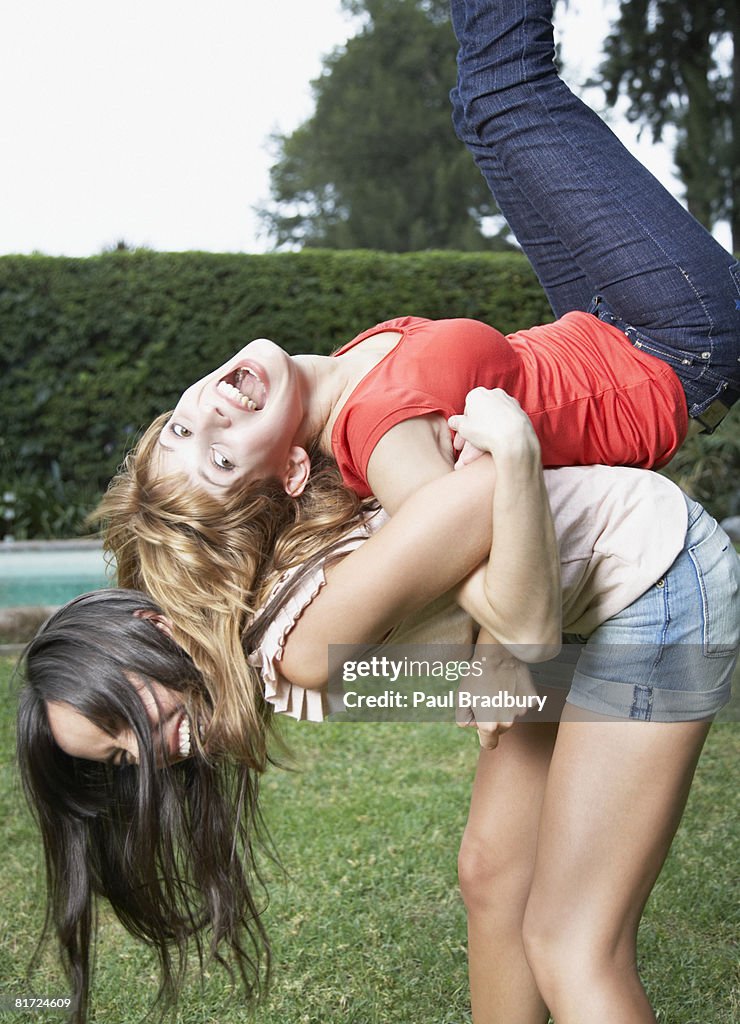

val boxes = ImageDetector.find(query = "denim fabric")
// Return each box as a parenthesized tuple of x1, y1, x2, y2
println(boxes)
(449, 0, 740, 417)
(532, 499, 740, 721)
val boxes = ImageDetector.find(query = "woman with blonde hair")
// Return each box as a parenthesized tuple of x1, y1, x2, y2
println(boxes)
(97, 0, 739, 758)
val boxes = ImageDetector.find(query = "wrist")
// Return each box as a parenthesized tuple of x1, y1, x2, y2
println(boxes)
(492, 440, 542, 472)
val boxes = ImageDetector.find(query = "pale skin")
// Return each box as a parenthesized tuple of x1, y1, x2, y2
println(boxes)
(48, 389, 555, 764)
(47, 665, 185, 768)
(46, 389, 553, 766)
(155, 329, 427, 499)
(277, 387, 563, 753)
(147, 94, 712, 1024)
(280, 562, 711, 1023)
(46, 612, 188, 768)
(279, 390, 561, 671)
(139, 338, 708, 1020)
(459, 715, 709, 1024)
(156, 332, 561, 696)
(147, 317, 561, 724)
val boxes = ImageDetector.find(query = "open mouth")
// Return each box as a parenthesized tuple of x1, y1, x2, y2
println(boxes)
(216, 365, 267, 411)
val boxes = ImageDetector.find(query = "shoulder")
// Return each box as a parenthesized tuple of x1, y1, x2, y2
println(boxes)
(249, 511, 386, 687)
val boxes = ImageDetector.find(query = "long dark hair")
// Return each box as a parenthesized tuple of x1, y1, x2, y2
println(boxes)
(16, 589, 272, 1023)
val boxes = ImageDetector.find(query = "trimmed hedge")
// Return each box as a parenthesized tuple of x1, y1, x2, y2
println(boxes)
(0, 249, 737, 537)
(0, 249, 551, 536)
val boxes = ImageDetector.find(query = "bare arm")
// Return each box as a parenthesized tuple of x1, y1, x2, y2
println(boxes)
(279, 456, 499, 686)
(365, 391, 561, 657)
(450, 389, 562, 660)
(279, 393, 561, 687)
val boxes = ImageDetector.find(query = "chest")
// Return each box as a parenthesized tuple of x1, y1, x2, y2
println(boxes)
(323, 330, 404, 440)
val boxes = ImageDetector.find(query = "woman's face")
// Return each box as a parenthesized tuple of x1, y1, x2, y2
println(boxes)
(46, 676, 192, 767)
(155, 338, 308, 496)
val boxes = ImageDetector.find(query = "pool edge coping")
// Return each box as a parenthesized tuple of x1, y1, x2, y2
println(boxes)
(0, 644, 24, 658)
(1, 538, 103, 552)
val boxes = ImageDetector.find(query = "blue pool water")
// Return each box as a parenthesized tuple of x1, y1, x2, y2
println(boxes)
(0, 545, 112, 607)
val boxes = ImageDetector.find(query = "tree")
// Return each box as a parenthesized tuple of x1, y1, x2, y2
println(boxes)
(598, 0, 739, 251)
(258, 0, 509, 252)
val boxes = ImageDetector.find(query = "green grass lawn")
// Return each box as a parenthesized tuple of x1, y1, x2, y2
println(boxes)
(0, 656, 737, 1024)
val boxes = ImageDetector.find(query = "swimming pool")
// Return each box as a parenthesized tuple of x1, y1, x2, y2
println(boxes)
(0, 543, 112, 607)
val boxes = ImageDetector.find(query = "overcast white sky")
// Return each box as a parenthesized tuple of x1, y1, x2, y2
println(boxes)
(0, 0, 727, 256)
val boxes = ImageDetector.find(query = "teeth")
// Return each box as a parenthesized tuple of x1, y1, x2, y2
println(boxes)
(217, 379, 258, 410)
(178, 716, 191, 757)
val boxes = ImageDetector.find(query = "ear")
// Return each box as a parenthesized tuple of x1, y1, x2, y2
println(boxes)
(282, 446, 311, 498)
(133, 609, 175, 639)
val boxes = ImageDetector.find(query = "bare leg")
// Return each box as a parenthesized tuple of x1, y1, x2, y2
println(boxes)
(459, 721, 557, 1023)
(523, 711, 711, 1023)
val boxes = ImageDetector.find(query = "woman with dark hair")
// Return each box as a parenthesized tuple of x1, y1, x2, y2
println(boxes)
(18, 384, 562, 1021)
(16, 589, 271, 1024)
(17, 394, 739, 1023)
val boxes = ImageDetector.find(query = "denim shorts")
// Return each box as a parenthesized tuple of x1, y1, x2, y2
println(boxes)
(531, 498, 740, 721)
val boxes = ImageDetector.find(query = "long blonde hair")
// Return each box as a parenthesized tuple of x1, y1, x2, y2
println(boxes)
(95, 413, 366, 768)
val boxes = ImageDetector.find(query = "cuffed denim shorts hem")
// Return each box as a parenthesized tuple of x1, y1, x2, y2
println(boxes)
(564, 677, 732, 723)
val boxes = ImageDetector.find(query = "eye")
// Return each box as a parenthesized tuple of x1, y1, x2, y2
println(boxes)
(170, 423, 192, 439)
(212, 450, 234, 471)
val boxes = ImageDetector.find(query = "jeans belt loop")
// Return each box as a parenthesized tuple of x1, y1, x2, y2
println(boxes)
(693, 398, 730, 433)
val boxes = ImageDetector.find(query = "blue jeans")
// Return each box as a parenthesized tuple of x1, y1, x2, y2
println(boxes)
(449, 0, 740, 421)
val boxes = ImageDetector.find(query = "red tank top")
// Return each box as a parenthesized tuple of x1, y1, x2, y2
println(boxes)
(330, 312, 687, 497)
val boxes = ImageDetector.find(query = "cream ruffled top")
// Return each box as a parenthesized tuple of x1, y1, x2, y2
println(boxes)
(247, 510, 476, 721)
(247, 513, 386, 722)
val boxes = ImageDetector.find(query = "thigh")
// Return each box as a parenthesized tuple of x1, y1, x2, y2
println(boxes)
(526, 716, 710, 948)
(461, 722, 558, 879)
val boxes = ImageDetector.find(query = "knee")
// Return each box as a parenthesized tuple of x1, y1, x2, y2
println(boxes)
(522, 903, 586, 1003)
(521, 900, 564, 991)
(450, 84, 476, 148)
(521, 898, 636, 1003)
(458, 827, 532, 916)
(457, 830, 493, 911)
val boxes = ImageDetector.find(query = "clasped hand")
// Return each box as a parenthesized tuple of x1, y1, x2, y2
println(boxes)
(448, 387, 538, 468)
(455, 649, 540, 750)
